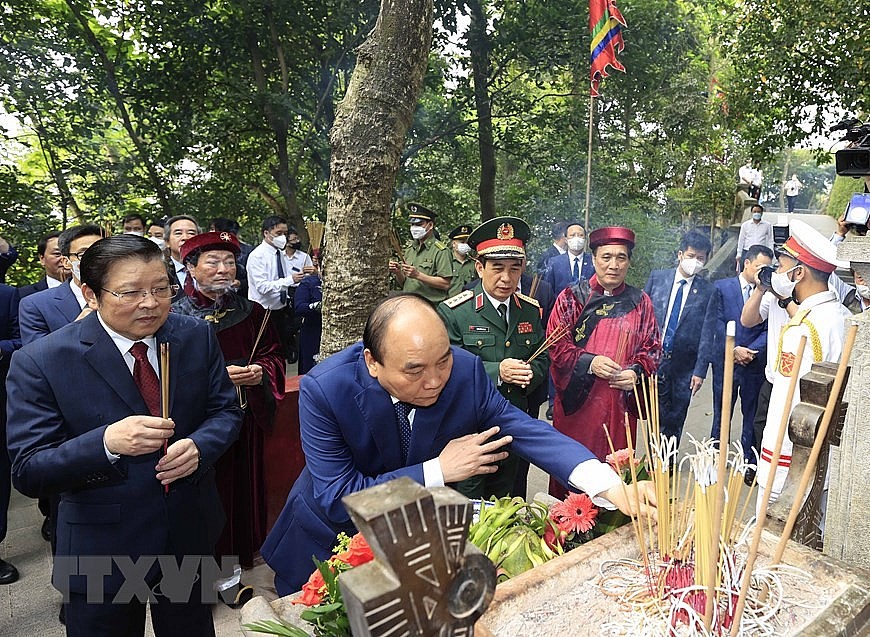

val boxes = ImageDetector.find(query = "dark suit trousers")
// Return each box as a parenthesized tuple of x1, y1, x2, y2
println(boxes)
(752, 379, 773, 463)
(657, 356, 693, 443)
(710, 358, 765, 461)
(65, 571, 214, 637)
(0, 407, 9, 544)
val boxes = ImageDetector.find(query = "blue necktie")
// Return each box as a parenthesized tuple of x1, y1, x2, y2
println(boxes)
(394, 401, 413, 463)
(662, 280, 686, 352)
(572, 257, 580, 281)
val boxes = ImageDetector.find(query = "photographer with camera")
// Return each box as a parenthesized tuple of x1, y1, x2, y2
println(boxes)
(740, 220, 851, 510)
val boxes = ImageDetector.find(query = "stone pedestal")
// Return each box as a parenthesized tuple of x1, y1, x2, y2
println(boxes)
(825, 236, 870, 570)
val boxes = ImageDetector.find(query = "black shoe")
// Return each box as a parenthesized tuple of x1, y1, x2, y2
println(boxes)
(545, 406, 553, 420)
(41, 516, 52, 542)
(743, 468, 756, 487)
(0, 559, 19, 585)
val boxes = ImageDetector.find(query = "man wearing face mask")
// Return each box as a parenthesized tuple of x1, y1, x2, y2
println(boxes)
(19, 224, 107, 345)
(747, 220, 851, 509)
(736, 205, 774, 271)
(543, 222, 595, 294)
(122, 213, 146, 236)
(389, 203, 453, 305)
(645, 231, 718, 444)
(843, 269, 870, 314)
(148, 219, 166, 250)
(447, 224, 477, 296)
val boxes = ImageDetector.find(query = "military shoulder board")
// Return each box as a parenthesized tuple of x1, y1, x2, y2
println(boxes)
(515, 292, 540, 308)
(434, 239, 448, 250)
(443, 289, 474, 308)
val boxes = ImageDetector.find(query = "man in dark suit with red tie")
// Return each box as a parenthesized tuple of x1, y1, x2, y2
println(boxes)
(6, 234, 242, 637)
(710, 244, 773, 480)
(644, 231, 719, 444)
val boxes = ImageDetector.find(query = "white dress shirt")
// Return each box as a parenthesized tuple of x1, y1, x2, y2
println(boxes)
(246, 240, 294, 310)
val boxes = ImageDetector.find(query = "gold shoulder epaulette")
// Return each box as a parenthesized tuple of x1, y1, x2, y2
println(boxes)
(443, 289, 473, 308)
(787, 308, 811, 327)
(434, 239, 448, 250)
(516, 292, 540, 308)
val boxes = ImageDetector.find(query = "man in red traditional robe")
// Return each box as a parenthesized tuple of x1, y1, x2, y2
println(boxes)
(547, 227, 660, 499)
(173, 231, 285, 606)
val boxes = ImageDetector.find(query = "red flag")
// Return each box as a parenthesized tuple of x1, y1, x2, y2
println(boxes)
(590, 0, 627, 96)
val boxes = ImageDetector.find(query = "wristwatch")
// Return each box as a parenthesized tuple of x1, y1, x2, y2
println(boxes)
(777, 297, 794, 309)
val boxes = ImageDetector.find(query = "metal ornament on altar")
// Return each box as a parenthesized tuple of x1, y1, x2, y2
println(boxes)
(339, 477, 496, 636)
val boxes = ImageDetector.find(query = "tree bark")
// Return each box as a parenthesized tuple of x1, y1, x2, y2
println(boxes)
(321, 0, 434, 356)
(467, 0, 497, 220)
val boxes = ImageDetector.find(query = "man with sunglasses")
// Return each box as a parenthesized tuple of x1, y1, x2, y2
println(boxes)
(6, 234, 243, 637)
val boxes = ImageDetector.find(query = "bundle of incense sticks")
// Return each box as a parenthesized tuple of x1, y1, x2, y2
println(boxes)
(159, 342, 170, 494)
(238, 309, 272, 410)
(614, 325, 631, 367)
(526, 323, 569, 364)
(306, 220, 325, 255)
(528, 272, 541, 299)
(388, 229, 406, 264)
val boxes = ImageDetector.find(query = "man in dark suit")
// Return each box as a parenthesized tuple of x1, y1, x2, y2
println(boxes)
(644, 230, 719, 443)
(542, 222, 595, 294)
(535, 221, 568, 272)
(710, 245, 773, 476)
(18, 224, 106, 344)
(0, 283, 22, 584)
(261, 293, 657, 595)
(6, 235, 243, 637)
(18, 231, 67, 299)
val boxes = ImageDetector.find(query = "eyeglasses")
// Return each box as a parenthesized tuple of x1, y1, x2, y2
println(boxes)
(68, 250, 88, 260)
(101, 285, 179, 304)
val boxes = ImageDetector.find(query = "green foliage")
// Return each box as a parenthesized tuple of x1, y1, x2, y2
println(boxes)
(242, 619, 310, 637)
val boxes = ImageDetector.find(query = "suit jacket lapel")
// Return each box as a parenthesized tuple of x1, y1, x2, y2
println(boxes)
(353, 354, 403, 466)
(155, 319, 181, 414)
(80, 313, 149, 414)
(57, 282, 82, 324)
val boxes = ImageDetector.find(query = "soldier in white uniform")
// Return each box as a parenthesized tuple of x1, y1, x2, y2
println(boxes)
(757, 220, 851, 509)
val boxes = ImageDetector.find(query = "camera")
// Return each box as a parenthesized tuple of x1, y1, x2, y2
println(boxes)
(757, 264, 776, 289)
(833, 118, 870, 177)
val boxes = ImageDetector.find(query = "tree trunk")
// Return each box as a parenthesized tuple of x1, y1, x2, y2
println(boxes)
(321, 0, 434, 356)
(467, 0, 497, 220)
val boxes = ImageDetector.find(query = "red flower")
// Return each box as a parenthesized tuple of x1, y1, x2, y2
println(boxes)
(293, 568, 326, 606)
(550, 492, 598, 534)
(335, 533, 375, 567)
(605, 448, 636, 473)
(543, 522, 567, 550)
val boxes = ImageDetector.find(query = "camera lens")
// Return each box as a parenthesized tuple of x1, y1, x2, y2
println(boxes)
(757, 265, 775, 288)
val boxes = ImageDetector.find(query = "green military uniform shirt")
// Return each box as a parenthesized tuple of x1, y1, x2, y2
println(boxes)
(402, 238, 453, 305)
(437, 282, 547, 411)
(447, 254, 478, 297)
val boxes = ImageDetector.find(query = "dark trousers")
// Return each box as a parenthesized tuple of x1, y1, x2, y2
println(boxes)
(710, 358, 765, 461)
(0, 412, 9, 544)
(752, 379, 773, 463)
(657, 356, 693, 443)
(65, 573, 214, 637)
(787, 195, 797, 212)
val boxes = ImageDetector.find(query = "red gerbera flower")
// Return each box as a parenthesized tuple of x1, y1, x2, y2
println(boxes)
(550, 492, 598, 534)
(335, 533, 375, 567)
(293, 567, 326, 606)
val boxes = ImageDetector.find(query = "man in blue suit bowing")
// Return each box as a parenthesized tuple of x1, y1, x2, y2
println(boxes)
(6, 235, 243, 637)
(645, 231, 719, 444)
(710, 244, 773, 481)
(261, 293, 658, 596)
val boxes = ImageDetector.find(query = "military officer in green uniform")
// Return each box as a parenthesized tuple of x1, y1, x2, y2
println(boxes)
(389, 202, 453, 305)
(437, 216, 548, 499)
(447, 223, 478, 296)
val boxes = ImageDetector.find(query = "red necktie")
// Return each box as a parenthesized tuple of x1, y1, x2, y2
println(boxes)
(130, 342, 161, 417)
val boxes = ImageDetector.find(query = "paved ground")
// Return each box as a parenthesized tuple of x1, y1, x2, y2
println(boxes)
(1, 378, 738, 636)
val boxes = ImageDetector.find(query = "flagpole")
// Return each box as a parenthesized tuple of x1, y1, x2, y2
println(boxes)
(584, 94, 595, 234)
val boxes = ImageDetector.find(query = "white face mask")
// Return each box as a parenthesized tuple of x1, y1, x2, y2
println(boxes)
(69, 260, 81, 282)
(456, 242, 472, 256)
(567, 237, 586, 253)
(680, 257, 703, 277)
(149, 236, 166, 251)
(771, 266, 799, 298)
(409, 225, 428, 240)
(269, 234, 287, 250)
(125, 230, 145, 237)
(856, 284, 870, 300)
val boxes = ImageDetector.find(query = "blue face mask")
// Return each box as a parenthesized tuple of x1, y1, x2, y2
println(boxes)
(752, 213, 762, 221)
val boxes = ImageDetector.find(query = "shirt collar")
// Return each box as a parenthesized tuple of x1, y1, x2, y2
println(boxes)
(171, 256, 184, 272)
(738, 274, 752, 289)
(70, 279, 87, 309)
(482, 288, 511, 313)
(797, 290, 838, 310)
(46, 275, 64, 288)
(96, 312, 158, 358)
(589, 274, 626, 297)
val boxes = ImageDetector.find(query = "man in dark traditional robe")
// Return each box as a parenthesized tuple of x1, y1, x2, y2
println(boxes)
(173, 231, 285, 604)
(547, 227, 660, 499)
